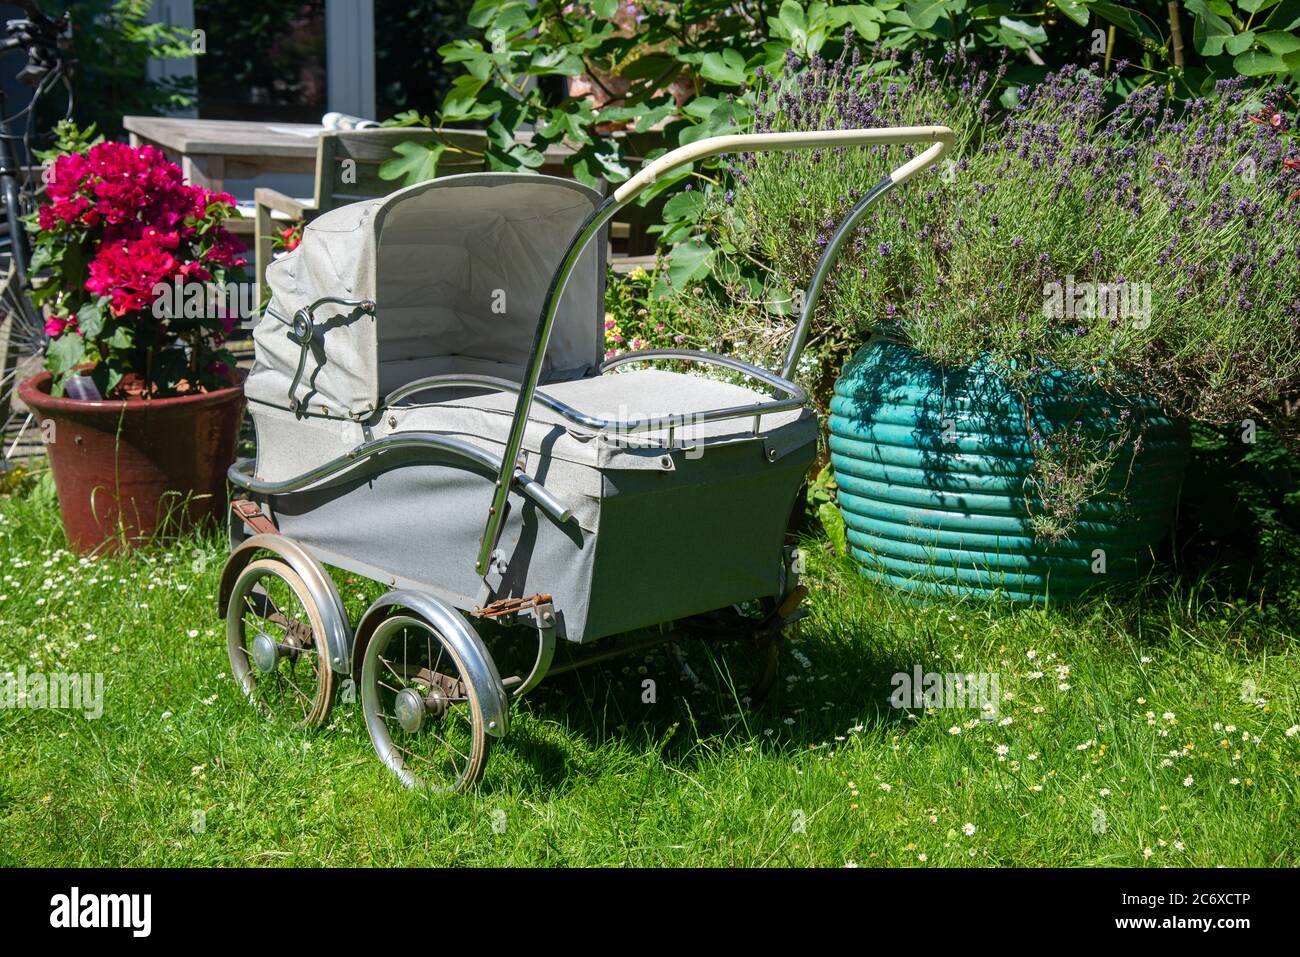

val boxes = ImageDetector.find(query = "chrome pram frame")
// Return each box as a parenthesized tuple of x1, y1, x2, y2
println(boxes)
(219, 126, 954, 791)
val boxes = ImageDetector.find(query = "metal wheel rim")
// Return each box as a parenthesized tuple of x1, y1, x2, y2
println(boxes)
(226, 558, 335, 728)
(361, 614, 488, 792)
(0, 263, 45, 463)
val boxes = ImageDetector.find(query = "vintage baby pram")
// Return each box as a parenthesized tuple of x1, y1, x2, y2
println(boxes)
(219, 127, 954, 790)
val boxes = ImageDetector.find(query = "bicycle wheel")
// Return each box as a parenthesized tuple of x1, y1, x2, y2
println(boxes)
(0, 255, 45, 466)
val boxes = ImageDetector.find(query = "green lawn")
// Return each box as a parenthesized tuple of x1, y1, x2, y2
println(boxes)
(1, 480, 1297, 867)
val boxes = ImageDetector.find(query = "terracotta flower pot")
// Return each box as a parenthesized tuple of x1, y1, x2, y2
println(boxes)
(17, 371, 245, 553)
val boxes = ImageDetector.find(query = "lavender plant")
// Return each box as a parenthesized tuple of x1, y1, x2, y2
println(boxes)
(704, 49, 1300, 540)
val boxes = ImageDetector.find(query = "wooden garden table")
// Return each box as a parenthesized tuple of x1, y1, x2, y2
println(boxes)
(123, 116, 648, 253)
(123, 116, 582, 193)
(123, 117, 321, 195)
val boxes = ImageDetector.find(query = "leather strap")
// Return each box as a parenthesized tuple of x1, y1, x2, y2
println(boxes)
(231, 499, 279, 536)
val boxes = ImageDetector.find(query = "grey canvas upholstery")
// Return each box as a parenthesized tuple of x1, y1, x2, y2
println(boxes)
(389, 369, 813, 469)
(242, 174, 817, 642)
(248, 173, 606, 420)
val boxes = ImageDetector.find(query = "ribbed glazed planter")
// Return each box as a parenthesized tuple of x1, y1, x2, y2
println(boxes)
(828, 337, 1191, 603)
(18, 371, 244, 553)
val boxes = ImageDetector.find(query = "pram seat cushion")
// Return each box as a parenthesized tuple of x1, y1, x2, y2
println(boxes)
(384, 368, 816, 471)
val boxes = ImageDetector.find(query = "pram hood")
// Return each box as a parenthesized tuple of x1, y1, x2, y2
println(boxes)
(248, 173, 607, 420)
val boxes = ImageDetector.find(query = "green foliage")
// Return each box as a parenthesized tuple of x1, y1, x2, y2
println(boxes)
(401, 1, 1296, 316)
(1185, 0, 1300, 78)
(46, 0, 197, 137)
(718, 55, 1299, 411)
(378, 139, 450, 185)
(386, 1, 875, 189)
(32, 121, 104, 162)
(702, 53, 1299, 540)
(878, 0, 1300, 92)
(807, 464, 848, 553)
(602, 263, 698, 356)
(423, 1, 1299, 180)
(1179, 422, 1300, 613)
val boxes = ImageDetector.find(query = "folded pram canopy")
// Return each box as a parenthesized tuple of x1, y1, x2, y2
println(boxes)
(248, 173, 607, 420)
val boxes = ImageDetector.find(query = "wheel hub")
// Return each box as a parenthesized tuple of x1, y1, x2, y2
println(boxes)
(394, 680, 452, 732)
(251, 632, 282, 673)
(425, 682, 450, 721)
(251, 631, 301, 673)
(394, 688, 427, 732)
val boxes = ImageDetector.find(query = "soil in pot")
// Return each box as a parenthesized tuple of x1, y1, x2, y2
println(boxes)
(17, 371, 245, 553)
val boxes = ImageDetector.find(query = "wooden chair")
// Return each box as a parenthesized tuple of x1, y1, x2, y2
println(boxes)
(254, 127, 490, 288)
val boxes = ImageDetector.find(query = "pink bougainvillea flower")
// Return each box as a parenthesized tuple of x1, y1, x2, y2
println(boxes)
(85, 236, 180, 317)
(44, 152, 90, 203)
(203, 229, 247, 267)
(189, 187, 237, 223)
(178, 259, 212, 283)
(141, 226, 181, 250)
(38, 194, 95, 229)
(44, 313, 77, 337)
(33, 138, 248, 397)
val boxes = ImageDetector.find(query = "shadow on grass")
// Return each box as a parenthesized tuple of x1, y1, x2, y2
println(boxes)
(478, 586, 934, 798)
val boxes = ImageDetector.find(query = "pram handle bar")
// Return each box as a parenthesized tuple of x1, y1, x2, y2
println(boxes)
(612, 125, 954, 202)
(597, 348, 803, 397)
(477, 125, 956, 576)
(227, 432, 573, 526)
(383, 351, 806, 433)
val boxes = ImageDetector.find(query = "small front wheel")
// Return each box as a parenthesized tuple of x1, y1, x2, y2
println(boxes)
(226, 558, 336, 727)
(360, 613, 491, 791)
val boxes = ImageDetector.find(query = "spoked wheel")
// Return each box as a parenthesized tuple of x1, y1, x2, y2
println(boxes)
(226, 558, 335, 727)
(360, 613, 490, 792)
(0, 258, 45, 464)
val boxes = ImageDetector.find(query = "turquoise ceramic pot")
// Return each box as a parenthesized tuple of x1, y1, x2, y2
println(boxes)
(828, 337, 1190, 603)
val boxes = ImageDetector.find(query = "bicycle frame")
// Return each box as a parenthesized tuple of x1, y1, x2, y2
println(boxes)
(0, 44, 30, 283)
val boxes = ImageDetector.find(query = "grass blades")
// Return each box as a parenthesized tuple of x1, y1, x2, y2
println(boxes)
(0, 487, 1297, 867)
